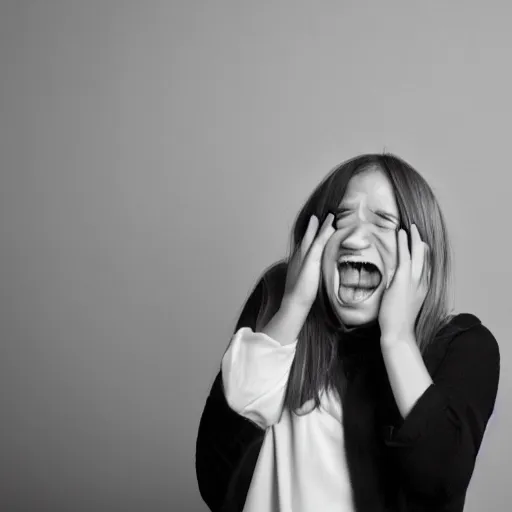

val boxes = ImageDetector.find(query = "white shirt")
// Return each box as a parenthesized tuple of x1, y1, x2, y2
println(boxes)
(221, 327, 356, 512)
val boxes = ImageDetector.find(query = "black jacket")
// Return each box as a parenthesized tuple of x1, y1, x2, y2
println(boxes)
(196, 263, 500, 512)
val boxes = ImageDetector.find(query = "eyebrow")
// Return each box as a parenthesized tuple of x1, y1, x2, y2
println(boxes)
(335, 206, 399, 223)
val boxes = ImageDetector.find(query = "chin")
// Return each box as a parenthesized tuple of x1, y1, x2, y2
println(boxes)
(335, 308, 379, 328)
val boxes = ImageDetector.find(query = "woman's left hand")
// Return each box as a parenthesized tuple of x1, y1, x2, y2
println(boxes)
(378, 224, 431, 342)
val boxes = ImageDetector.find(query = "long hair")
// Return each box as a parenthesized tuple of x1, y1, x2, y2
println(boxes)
(254, 153, 456, 414)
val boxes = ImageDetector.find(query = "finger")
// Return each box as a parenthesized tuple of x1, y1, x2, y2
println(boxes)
(308, 213, 335, 258)
(317, 212, 336, 243)
(421, 243, 431, 285)
(410, 224, 424, 281)
(396, 228, 410, 274)
(300, 215, 319, 255)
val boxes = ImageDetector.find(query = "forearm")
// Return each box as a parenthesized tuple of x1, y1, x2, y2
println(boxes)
(261, 298, 309, 346)
(380, 335, 433, 419)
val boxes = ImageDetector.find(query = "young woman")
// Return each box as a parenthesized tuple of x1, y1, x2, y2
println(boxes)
(196, 153, 500, 512)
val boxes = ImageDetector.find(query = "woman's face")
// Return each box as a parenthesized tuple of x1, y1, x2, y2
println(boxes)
(321, 167, 400, 328)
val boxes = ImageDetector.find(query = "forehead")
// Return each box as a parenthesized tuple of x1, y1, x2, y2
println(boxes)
(339, 167, 397, 210)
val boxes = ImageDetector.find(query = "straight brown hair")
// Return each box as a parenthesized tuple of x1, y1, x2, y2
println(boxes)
(253, 153, 456, 414)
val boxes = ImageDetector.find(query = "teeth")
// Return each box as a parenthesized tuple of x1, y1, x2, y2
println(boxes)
(338, 257, 380, 273)
(339, 256, 375, 265)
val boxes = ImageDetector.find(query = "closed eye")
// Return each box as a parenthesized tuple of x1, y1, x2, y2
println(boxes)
(336, 210, 397, 226)
(374, 210, 399, 225)
(335, 208, 353, 221)
(376, 215, 397, 228)
(336, 210, 350, 220)
(376, 223, 396, 231)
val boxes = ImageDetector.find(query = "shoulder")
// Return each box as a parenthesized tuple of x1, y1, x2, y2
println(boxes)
(234, 260, 288, 333)
(261, 260, 287, 288)
(446, 313, 499, 353)
(257, 260, 288, 306)
(429, 312, 500, 373)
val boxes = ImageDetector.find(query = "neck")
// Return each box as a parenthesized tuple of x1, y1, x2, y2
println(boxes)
(336, 319, 382, 358)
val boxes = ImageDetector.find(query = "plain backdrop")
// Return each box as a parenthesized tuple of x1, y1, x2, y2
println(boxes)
(0, 1, 510, 511)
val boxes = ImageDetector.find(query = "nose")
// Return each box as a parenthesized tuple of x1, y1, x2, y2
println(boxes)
(340, 221, 373, 251)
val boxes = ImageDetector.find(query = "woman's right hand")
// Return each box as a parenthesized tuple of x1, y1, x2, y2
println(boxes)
(282, 213, 336, 312)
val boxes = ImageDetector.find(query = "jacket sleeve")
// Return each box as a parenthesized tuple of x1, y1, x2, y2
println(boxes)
(196, 262, 286, 512)
(384, 323, 500, 500)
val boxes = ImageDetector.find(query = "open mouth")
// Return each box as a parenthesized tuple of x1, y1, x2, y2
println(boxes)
(337, 261, 382, 305)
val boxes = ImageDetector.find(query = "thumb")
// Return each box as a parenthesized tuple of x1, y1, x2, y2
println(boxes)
(386, 268, 396, 290)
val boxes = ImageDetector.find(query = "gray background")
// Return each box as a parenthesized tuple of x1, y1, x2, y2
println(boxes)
(0, 1, 510, 511)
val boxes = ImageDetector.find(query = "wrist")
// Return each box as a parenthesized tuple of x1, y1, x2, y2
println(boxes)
(279, 295, 311, 319)
(380, 330, 416, 348)
(260, 297, 309, 346)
